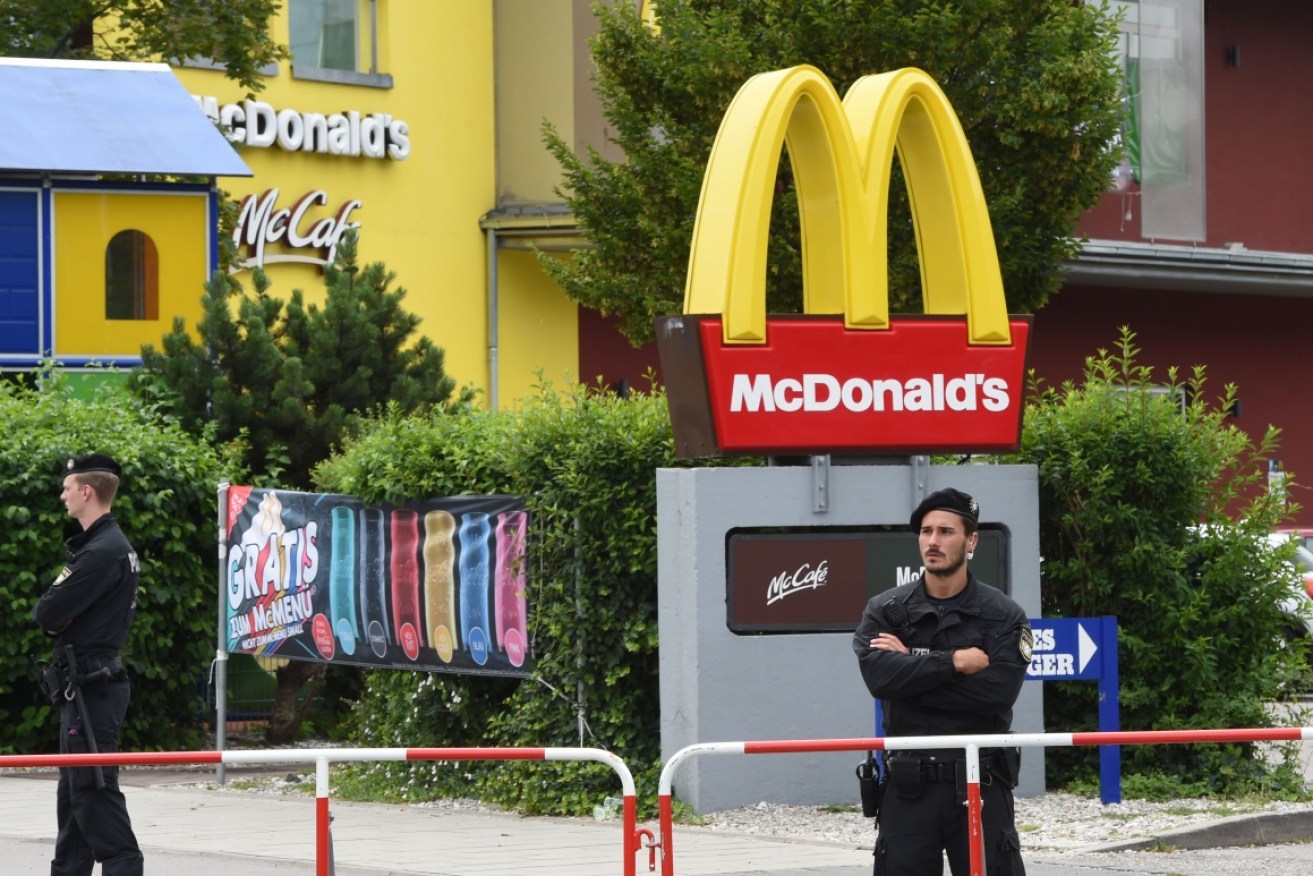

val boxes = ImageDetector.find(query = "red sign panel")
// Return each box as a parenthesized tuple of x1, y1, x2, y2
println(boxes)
(656, 314, 1031, 457)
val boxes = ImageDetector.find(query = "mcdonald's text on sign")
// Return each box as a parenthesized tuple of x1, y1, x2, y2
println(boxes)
(657, 65, 1031, 458)
(662, 315, 1029, 455)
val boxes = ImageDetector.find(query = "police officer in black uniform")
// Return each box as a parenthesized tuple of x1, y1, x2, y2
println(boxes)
(33, 453, 144, 876)
(853, 488, 1032, 876)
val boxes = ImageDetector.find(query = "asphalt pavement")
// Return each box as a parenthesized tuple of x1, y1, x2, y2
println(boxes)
(2, 768, 1313, 875)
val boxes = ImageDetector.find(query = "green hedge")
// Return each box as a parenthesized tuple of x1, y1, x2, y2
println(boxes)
(316, 384, 721, 813)
(1017, 330, 1310, 795)
(0, 374, 229, 753)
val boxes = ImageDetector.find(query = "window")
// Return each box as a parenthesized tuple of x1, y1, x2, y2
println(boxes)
(1107, 0, 1206, 241)
(290, 0, 391, 87)
(105, 230, 158, 321)
(291, 0, 357, 71)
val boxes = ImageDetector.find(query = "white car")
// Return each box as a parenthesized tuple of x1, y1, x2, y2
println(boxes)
(1267, 532, 1313, 641)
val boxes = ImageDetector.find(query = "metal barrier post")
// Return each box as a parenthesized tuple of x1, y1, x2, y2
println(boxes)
(964, 743, 983, 876)
(316, 755, 331, 876)
(657, 790, 676, 876)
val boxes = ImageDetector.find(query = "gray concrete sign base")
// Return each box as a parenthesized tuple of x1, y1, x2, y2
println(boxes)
(657, 462, 1044, 813)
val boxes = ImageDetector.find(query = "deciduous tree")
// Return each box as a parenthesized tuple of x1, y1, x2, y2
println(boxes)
(545, 0, 1125, 343)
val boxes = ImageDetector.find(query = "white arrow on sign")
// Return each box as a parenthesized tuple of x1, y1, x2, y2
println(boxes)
(1078, 623, 1098, 673)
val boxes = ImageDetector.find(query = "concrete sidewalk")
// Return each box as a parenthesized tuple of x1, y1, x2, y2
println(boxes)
(0, 772, 872, 876)
(4, 769, 1312, 876)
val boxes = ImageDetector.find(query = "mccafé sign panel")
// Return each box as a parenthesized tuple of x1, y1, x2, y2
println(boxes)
(657, 66, 1031, 457)
(727, 529, 1008, 633)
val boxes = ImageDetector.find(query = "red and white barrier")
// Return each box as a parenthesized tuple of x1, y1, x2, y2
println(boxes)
(10, 727, 1311, 875)
(654, 727, 1313, 876)
(1, 745, 642, 876)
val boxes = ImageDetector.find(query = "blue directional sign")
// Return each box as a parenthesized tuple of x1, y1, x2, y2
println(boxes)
(1026, 617, 1105, 680)
(1026, 616, 1122, 804)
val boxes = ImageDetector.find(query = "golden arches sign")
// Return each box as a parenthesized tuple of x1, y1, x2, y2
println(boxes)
(657, 66, 1030, 458)
(684, 65, 1010, 347)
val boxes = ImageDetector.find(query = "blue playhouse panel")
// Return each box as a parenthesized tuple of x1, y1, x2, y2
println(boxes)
(0, 190, 40, 355)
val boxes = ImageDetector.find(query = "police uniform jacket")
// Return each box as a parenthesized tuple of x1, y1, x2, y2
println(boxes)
(852, 572, 1030, 747)
(33, 513, 139, 664)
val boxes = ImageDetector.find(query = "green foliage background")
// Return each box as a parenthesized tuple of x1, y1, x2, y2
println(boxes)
(0, 0, 286, 93)
(316, 384, 721, 813)
(546, 0, 1126, 343)
(0, 375, 229, 754)
(1017, 330, 1310, 795)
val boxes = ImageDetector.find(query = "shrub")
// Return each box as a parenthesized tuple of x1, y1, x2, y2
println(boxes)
(1017, 329, 1309, 795)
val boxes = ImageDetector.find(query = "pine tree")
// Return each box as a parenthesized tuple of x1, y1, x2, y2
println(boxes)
(132, 234, 467, 490)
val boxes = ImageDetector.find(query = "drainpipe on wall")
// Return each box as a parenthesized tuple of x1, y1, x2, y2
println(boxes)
(479, 206, 587, 411)
(486, 226, 500, 411)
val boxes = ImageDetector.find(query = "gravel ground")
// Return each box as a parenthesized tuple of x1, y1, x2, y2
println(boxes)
(203, 769, 1310, 853)
(698, 793, 1313, 851)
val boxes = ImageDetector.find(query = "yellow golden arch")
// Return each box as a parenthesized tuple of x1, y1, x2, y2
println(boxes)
(684, 65, 1011, 346)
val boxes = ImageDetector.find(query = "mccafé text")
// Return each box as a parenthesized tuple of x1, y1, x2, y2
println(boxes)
(729, 372, 1011, 414)
(233, 189, 362, 271)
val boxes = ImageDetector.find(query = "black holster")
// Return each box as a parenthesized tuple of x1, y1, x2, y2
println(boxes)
(995, 747, 1021, 789)
(31, 656, 65, 706)
(856, 751, 882, 818)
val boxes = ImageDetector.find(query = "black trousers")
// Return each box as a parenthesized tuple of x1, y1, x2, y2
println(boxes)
(873, 774, 1024, 876)
(53, 677, 143, 876)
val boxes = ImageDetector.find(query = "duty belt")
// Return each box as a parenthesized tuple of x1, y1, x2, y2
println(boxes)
(893, 754, 1006, 783)
(59, 654, 124, 683)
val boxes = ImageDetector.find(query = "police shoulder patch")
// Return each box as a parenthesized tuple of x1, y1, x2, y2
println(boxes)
(1019, 627, 1034, 662)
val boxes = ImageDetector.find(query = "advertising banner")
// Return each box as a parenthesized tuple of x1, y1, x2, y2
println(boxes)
(222, 487, 531, 677)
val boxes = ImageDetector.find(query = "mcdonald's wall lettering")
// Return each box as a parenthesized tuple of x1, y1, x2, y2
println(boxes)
(657, 66, 1030, 457)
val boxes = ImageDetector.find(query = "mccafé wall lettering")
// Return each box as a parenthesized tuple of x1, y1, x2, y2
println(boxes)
(656, 66, 1031, 457)
(233, 189, 362, 271)
(193, 95, 411, 160)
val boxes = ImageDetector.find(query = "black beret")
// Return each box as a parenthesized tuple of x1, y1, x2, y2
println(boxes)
(66, 453, 122, 478)
(910, 488, 979, 531)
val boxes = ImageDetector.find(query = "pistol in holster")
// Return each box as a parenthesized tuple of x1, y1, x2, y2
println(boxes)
(30, 656, 66, 706)
(856, 750, 882, 818)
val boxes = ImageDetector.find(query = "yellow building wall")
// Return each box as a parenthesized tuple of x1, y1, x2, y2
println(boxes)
(497, 249, 579, 404)
(53, 190, 210, 358)
(172, 1, 538, 402)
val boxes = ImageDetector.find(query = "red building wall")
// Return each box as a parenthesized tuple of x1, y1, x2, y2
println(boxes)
(1084, 0, 1313, 250)
(1027, 285, 1313, 519)
(1066, 0, 1313, 522)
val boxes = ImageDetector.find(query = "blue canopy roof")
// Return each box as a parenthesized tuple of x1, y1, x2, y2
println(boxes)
(0, 57, 252, 177)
